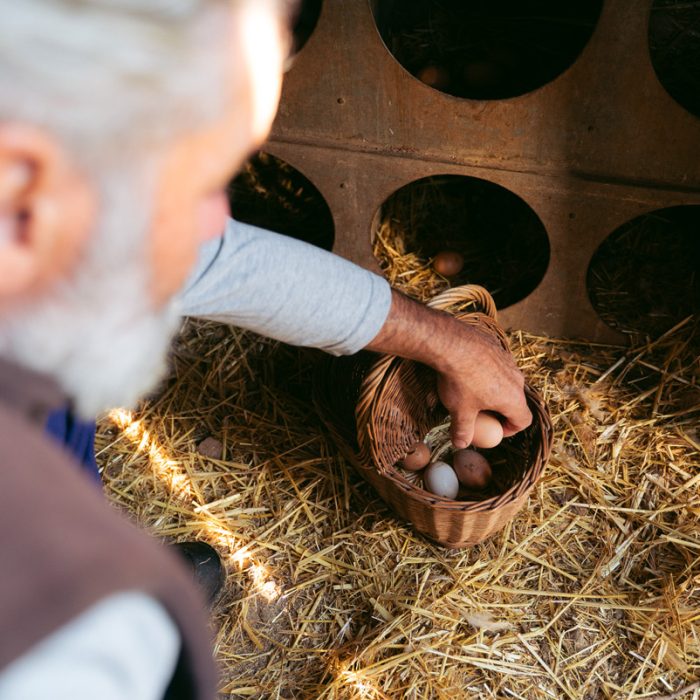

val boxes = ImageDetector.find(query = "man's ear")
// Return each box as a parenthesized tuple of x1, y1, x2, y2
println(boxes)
(0, 122, 95, 301)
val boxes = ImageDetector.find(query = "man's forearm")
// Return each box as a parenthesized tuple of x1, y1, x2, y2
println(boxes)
(365, 289, 474, 374)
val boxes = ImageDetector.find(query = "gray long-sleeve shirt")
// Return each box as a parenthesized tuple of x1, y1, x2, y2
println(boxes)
(178, 218, 392, 356)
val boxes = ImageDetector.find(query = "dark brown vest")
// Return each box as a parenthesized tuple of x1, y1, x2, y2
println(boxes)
(0, 360, 217, 698)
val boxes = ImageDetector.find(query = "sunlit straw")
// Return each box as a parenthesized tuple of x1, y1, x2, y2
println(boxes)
(108, 408, 282, 602)
(109, 408, 192, 497)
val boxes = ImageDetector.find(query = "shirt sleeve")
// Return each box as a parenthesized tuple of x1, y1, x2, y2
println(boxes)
(0, 592, 180, 700)
(177, 218, 392, 356)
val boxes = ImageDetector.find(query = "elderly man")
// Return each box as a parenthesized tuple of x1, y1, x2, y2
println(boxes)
(0, 1, 531, 698)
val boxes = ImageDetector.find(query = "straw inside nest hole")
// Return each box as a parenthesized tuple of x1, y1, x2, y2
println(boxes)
(228, 150, 335, 252)
(587, 204, 700, 338)
(372, 174, 550, 309)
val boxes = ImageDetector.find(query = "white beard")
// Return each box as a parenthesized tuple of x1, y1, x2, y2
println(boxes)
(0, 168, 183, 418)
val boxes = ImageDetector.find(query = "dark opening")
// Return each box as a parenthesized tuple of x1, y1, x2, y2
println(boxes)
(288, 0, 323, 57)
(373, 175, 550, 309)
(587, 206, 700, 337)
(228, 152, 335, 251)
(649, 0, 700, 119)
(371, 0, 604, 99)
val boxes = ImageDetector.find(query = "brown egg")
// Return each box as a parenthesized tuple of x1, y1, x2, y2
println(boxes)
(433, 251, 464, 277)
(453, 449, 492, 489)
(472, 412, 503, 449)
(399, 441, 431, 471)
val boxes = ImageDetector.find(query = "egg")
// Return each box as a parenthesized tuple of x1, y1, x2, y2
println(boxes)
(417, 65, 449, 89)
(472, 412, 503, 449)
(196, 436, 223, 460)
(399, 441, 431, 471)
(433, 251, 464, 277)
(423, 461, 460, 499)
(453, 449, 492, 489)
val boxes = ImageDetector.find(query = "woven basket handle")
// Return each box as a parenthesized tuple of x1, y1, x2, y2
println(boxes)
(426, 284, 497, 319)
(359, 285, 500, 406)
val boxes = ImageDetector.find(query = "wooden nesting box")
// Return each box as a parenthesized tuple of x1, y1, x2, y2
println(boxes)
(265, 0, 700, 341)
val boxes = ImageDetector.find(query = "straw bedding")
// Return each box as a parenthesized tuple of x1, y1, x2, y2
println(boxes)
(96, 310, 698, 699)
(96, 205, 699, 698)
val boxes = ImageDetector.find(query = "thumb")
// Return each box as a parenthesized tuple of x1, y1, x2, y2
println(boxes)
(450, 407, 477, 450)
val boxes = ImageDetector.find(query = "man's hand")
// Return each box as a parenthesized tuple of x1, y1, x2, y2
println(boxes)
(364, 289, 532, 448)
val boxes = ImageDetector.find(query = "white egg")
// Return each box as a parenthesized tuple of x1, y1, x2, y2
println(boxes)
(423, 461, 460, 499)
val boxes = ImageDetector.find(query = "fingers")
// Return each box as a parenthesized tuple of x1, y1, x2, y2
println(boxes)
(500, 398, 533, 437)
(449, 406, 476, 450)
(490, 358, 532, 438)
(435, 333, 533, 446)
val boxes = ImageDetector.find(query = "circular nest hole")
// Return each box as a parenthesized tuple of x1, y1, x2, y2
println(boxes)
(587, 205, 700, 338)
(228, 151, 335, 251)
(371, 0, 603, 99)
(288, 0, 323, 58)
(372, 174, 550, 309)
(649, 0, 700, 119)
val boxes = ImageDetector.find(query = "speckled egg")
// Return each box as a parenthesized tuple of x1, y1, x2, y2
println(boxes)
(453, 449, 492, 489)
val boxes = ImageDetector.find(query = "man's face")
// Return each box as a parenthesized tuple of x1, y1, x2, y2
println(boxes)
(0, 0, 290, 415)
(149, 0, 289, 306)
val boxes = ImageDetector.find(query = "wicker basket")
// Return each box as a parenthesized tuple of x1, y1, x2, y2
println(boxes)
(313, 285, 553, 548)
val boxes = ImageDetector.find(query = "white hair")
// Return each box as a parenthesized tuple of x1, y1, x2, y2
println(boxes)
(0, 0, 240, 416)
(0, 0, 231, 165)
